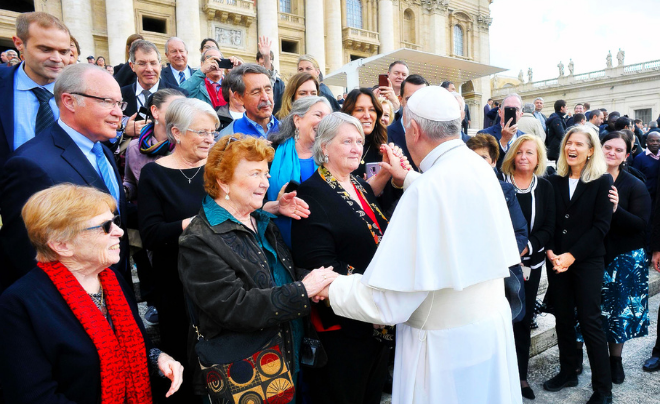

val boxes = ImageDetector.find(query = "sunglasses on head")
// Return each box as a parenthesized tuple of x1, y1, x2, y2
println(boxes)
(85, 215, 121, 234)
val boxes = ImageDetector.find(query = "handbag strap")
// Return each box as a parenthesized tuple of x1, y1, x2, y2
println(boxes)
(184, 293, 204, 340)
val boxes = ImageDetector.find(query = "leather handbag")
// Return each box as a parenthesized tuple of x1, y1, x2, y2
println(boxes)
(185, 295, 295, 404)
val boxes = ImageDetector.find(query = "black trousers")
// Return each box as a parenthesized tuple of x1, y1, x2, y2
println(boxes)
(547, 258, 612, 395)
(513, 267, 542, 381)
(305, 330, 389, 404)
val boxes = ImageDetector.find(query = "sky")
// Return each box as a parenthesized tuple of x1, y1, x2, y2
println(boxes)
(489, 0, 660, 81)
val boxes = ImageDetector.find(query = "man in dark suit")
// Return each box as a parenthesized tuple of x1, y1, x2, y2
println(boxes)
(387, 74, 429, 172)
(0, 12, 70, 173)
(477, 93, 525, 169)
(160, 37, 195, 88)
(120, 40, 181, 138)
(483, 98, 493, 128)
(0, 64, 129, 290)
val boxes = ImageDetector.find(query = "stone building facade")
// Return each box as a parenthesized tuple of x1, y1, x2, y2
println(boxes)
(492, 58, 660, 125)
(0, 0, 494, 113)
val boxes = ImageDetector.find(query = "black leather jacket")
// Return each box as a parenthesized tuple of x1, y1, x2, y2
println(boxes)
(178, 207, 311, 392)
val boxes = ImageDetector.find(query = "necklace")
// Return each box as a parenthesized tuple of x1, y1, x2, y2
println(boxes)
(179, 166, 202, 184)
(88, 285, 107, 317)
(511, 174, 536, 194)
(361, 144, 372, 165)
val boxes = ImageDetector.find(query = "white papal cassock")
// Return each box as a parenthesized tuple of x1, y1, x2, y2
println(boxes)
(329, 139, 523, 404)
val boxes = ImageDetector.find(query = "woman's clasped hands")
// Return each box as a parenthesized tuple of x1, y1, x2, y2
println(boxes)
(547, 249, 575, 273)
(301, 266, 338, 303)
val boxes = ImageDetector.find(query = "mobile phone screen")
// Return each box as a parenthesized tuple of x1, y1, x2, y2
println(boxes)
(366, 162, 381, 179)
(504, 107, 517, 126)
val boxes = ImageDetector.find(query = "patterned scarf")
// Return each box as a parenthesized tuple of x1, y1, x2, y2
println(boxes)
(318, 166, 388, 244)
(38, 261, 152, 404)
(139, 122, 174, 156)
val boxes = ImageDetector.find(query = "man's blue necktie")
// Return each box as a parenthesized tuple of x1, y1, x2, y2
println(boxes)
(92, 142, 120, 210)
(31, 87, 55, 135)
(179, 71, 186, 84)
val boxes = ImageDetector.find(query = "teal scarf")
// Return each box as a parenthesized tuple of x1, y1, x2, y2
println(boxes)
(267, 137, 318, 247)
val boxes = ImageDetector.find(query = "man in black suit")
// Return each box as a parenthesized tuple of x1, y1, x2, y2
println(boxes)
(120, 40, 180, 137)
(387, 74, 429, 172)
(0, 12, 70, 173)
(160, 37, 194, 88)
(0, 64, 129, 291)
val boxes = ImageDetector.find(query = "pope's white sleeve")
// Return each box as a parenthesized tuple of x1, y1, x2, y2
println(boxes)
(403, 171, 422, 191)
(329, 274, 429, 325)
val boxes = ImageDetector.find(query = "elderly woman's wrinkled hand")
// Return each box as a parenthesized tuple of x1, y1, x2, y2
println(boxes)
(157, 352, 184, 397)
(278, 189, 311, 220)
(302, 266, 337, 298)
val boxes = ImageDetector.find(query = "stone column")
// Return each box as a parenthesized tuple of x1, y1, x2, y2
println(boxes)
(378, 0, 394, 53)
(428, 5, 448, 55)
(325, 0, 342, 73)
(105, 0, 136, 65)
(176, 0, 202, 67)
(61, 0, 95, 61)
(306, 0, 325, 72)
(257, 0, 280, 71)
(371, 0, 378, 32)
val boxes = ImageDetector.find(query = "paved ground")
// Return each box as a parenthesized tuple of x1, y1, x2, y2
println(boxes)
(525, 292, 660, 403)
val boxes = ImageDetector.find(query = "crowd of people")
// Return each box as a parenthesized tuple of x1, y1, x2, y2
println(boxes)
(0, 10, 659, 404)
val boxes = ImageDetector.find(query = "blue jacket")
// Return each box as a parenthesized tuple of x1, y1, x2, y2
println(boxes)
(477, 124, 526, 168)
(0, 64, 19, 173)
(0, 267, 151, 404)
(0, 123, 129, 290)
(219, 114, 280, 139)
(179, 69, 215, 107)
(160, 64, 195, 88)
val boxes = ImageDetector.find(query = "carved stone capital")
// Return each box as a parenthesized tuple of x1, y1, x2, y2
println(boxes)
(421, 0, 449, 15)
(476, 14, 492, 30)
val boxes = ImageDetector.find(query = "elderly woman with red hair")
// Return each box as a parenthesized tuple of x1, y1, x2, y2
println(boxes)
(178, 134, 336, 402)
(0, 184, 183, 404)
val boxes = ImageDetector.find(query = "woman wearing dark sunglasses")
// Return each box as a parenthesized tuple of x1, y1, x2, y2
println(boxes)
(0, 184, 184, 404)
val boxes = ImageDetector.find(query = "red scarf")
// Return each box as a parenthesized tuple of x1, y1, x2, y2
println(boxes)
(38, 261, 152, 404)
(204, 78, 226, 108)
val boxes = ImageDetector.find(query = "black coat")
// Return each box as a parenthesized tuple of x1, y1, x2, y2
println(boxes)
(605, 170, 651, 264)
(120, 80, 183, 117)
(546, 112, 567, 161)
(547, 174, 613, 264)
(291, 171, 388, 338)
(113, 62, 137, 88)
(511, 176, 556, 269)
(178, 207, 310, 391)
(0, 123, 129, 290)
(0, 267, 151, 404)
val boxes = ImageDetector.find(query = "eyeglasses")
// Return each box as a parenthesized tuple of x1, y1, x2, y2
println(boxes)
(186, 128, 220, 138)
(70, 93, 127, 111)
(84, 215, 121, 234)
(224, 135, 240, 150)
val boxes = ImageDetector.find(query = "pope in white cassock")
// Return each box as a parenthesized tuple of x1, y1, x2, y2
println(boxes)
(320, 86, 523, 403)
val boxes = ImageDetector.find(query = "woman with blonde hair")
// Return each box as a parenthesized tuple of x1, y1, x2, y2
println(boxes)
(297, 54, 341, 111)
(0, 184, 183, 404)
(500, 134, 556, 400)
(275, 72, 320, 119)
(378, 97, 394, 127)
(542, 127, 614, 403)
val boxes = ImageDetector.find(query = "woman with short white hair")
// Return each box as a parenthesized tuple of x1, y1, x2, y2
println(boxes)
(138, 97, 219, 401)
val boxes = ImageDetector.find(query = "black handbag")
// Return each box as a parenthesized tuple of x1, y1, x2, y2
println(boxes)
(300, 318, 327, 368)
(185, 295, 295, 404)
